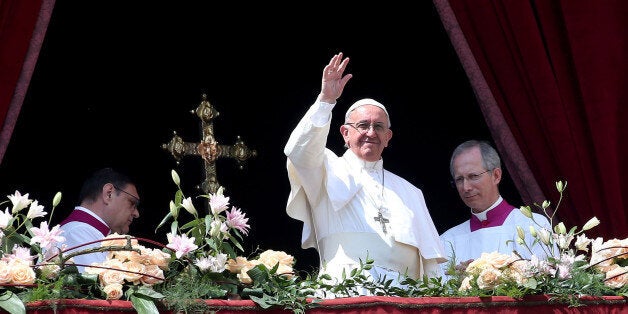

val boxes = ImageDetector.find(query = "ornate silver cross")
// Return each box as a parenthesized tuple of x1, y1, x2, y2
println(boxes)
(374, 211, 390, 234)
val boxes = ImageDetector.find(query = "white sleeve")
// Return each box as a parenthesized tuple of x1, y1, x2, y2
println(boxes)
(310, 101, 335, 126)
(60, 222, 108, 271)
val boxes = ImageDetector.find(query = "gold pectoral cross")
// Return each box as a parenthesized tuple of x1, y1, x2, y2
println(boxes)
(374, 211, 390, 234)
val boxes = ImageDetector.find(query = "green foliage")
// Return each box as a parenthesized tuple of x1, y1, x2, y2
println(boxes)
(156, 266, 235, 313)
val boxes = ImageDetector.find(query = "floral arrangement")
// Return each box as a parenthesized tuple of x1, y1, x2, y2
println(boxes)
(445, 181, 628, 305)
(0, 170, 304, 314)
(1, 175, 627, 314)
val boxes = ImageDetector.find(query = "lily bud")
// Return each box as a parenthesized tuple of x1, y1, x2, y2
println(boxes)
(555, 181, 564, 193)
(171, 169, 181, 186)
(542, 200, 551, 210)
(519, 206, 532, 218)
(557, 234, 573, 250)
(52, 192, 62, 207)
(517, 226, 525, 241)
(181, 197, 197, 216)
(539, 229, 551, 245)
(217, 186, 225, 197)
(555, 222, 566, 235)
(169, 200, 179, 219)
(582, 217, 600, 231)
(210, 220, 222, 238)
(529, 225, 537, 238)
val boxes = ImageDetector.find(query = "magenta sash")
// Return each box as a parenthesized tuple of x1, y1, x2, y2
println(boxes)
(469, 200, 515, 232)
(60, 209, 110, 237)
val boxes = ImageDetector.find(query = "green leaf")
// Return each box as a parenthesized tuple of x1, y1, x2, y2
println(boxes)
(130, 294, 160, 314)
(154, 212, 173, 233)
(24, 220, 34, 235)
(174, 189, 184, 204)
(248, 264, 271, 283)
(227, 234, 244, 252)
(241, 287, 264, 299)
(249, 294, 273, 309)
(221, 242, 237, 257)
(0, 291, 26, 314)
(204, 215, 212, 234)
(169, 220, 178, 235)
(15, 233, 30, 246)
(134, 286, 165, 299)
(180, 218, 201, 230)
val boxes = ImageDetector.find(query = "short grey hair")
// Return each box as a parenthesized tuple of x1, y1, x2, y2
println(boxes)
(449, 140, 501, 177)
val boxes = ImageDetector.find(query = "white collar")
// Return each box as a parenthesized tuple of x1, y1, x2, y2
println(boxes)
(471, 196, 503, 221)
(343, 149, 383, 171)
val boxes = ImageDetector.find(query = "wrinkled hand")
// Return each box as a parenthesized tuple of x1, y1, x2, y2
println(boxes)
(319, 52, 353, 104)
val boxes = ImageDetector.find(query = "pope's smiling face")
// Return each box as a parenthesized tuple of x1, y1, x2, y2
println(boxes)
(340, 105, 392, 162)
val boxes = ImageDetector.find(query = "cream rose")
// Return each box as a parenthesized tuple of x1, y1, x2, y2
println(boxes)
(100, 269, 125, 286)
(122, 261, 145, 284)
(127, 248, 151, 265)
(103, 283, 124, 300)
(459, 276, 472, 291)
(226, 256, 249, 274)
(148, 249, 171, 270)
(275, 264, 294, 279)
(604, 264, 628, 289)
(237, 260, 261, 284)
(11, 263, 36, 285)
(0, 261, 12, 284)
(101, 233, 138, 247)
(258, 250, 294, 268)
(140, 264, 165, 286)
(484, 252, 515, 269)
(477, 268, 501, 290)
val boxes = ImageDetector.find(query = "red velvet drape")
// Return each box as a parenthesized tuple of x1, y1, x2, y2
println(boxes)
(0, 0, 54, 164)
(434, 0, 628, 239)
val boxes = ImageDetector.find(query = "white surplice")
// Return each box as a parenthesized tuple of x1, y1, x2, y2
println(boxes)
(284, 101, 446, 290)
(439, 198, 552, 274)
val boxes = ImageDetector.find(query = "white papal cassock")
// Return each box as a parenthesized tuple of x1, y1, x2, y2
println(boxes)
(284, 101, 446, 291)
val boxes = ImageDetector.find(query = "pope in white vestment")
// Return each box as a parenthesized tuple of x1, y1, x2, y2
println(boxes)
(285, 101, 446, 289)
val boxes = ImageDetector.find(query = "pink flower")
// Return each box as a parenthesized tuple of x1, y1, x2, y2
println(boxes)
(166, 232, 198, 259)
(226, 207, 250, 235)
(209, 193, 230, 215)
(2, 245, 35, 265)
(29, 221, 65, 251)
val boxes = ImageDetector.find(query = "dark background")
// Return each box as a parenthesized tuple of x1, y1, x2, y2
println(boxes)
(0, 3, 521, 272)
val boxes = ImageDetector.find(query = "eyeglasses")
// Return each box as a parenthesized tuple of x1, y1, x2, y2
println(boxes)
(113, 185, 140, 210)
(344, 122, 388, 134)
(452, 169, 492, 187)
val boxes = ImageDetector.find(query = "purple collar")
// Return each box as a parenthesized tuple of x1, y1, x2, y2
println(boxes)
(469, 200, 515, 231)
(60, 209, 110, 237)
